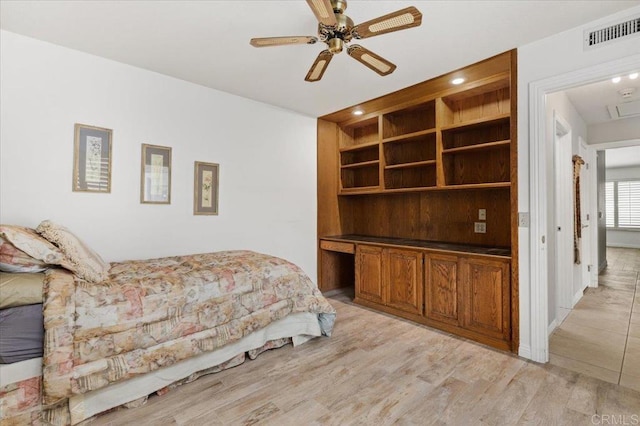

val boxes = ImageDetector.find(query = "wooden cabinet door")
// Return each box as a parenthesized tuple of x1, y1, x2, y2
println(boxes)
(355, 245, 384, 304)
(425, 253, 460, 326)
(460, 257, 510, 341)
(385, 248, 423, 315)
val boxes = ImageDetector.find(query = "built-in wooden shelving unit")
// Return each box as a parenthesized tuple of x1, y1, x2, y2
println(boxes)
(317, 50, 518, 352)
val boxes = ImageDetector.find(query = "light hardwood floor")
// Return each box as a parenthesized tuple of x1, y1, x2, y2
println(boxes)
(549, 247, 640, 391)
(90, 289, 640, 425)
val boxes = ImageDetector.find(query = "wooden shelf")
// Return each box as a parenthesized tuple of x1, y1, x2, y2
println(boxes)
(339, 181, 511, 195)
(442, 182, 511, 190)
(341, 160, 379, 169)
(385, 160, 436, 170)
(442, 140, 510, 154)
(441, 113, 510, 132)
(382, 128, 436, 144)
(339, 185, 380, 194)
(339, 141, 379, 153)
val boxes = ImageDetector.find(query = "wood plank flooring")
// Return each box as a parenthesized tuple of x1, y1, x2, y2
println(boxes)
(88, 289, 640, 425)
(549, 247, 640, 390)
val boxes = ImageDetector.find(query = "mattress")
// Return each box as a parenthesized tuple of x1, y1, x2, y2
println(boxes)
(0, 303, 43, 364)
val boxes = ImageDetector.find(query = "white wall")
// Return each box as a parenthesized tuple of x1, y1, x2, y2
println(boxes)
(545, 92, 588, 327)
(0, 30, 319, 280)
(606, 165, 640, 248)
(589, 117, 640, 144)
(517, 5, 640, 359)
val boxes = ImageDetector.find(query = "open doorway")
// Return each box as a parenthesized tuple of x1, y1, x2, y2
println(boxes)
(544, 74, 640, 389)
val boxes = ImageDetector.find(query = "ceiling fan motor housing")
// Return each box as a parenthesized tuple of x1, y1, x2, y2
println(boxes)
(318, 11, 354, 53)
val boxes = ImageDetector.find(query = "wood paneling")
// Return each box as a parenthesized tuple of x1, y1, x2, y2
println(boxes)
(319, 240, 354, 254)
(385, 248, 423, 315)
(461, 257, 510, 341)
(425, 253, 460, 326)
(344, 190, 510, 247)
(441, 86, 510, 125)
(382, 102, 436, 139)
(509, 49, 519, 352)
(319, 250, 354, 292)
(317, 119, 340, 238)
(355, 245, 384, 304)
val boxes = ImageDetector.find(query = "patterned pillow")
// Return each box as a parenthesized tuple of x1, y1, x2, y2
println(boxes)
(36, 220, 110, 283)
(0, 236, 49, 273)
(0, 225, 65, 270)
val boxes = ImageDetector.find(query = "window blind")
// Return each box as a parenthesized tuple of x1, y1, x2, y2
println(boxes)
(605, 181, 615, 228)
(617, 181, 640, 228)
(605, 180, 640, 229)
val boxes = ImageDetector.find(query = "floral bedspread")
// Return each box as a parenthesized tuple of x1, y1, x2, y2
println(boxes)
(42, 250, 335, 405)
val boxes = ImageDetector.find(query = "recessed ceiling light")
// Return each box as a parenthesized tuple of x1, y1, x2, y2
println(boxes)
(353, 110, 364, 116)
(630, 73, 639, 80)
(612, 76, 621, 83)
(451, 78, 465, 85)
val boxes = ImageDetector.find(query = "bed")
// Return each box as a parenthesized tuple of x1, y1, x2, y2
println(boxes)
(0, 222, 336, 425)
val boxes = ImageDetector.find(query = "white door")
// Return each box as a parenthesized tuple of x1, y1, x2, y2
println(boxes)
(554, 113, 573, 324)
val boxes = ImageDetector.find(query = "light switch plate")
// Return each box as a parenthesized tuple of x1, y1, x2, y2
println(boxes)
(474, 222, 486, 233)
(479, 209, 486, 220)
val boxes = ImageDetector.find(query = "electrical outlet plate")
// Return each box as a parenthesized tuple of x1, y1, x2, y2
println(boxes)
(474, 222, 486, 233)
(518, 212, 530, 227)
(478, 209, 486, 220)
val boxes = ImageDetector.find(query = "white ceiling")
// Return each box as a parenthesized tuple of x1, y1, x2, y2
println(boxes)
(565, 74, 640, 124)
(1, 1, 639, 117)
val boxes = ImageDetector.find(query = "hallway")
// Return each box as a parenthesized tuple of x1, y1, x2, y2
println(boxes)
(549, 247, 640, 391)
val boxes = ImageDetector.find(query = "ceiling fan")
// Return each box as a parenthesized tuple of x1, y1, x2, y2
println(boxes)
(250, 0, 423, 82)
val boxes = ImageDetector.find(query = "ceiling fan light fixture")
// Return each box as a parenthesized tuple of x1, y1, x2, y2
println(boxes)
(451, 77, 465, 85)
(630, 72, 639, 80)
(612, 76, 622, 83)
(327, 38, 344, 54)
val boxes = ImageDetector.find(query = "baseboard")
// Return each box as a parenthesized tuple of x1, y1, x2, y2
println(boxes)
(606, 243, 640, 249)
(547, 319, 558, 336)
(598, 260, 607, 273)
(572, 290, 583, 307)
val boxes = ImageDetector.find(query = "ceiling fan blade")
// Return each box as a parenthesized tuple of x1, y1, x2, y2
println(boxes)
(347, 45, 397, 76)
(306, 0, 338, 27)
(305, 50, 333, 82)
(250, 36, 318, 47)
(351, 6, 422, 39)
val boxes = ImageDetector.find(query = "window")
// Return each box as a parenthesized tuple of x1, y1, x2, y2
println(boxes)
(606, 180, 640, 229)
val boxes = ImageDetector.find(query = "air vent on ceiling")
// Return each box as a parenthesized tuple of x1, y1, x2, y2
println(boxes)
(584, 15, 640, 50)
(607, 100, 640, 120)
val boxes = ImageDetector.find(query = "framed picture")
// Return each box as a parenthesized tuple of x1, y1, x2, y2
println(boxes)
(193, 161, 219, 215)
(73, 123, 112, 193)
(140, 144, 172, 204)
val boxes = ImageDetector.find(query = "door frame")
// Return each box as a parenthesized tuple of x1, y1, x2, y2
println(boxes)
(578, 137, 596, 289)
(527, 54, 640, 363)
(553, 112, 573, 325)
